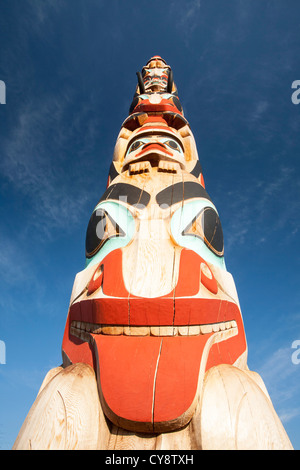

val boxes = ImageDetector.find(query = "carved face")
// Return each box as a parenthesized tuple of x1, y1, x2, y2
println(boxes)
(62, 169, 247, 432)
(129, 56, 182, 116)
(122, 133, 185, 171)
(142, 57, 170, 93)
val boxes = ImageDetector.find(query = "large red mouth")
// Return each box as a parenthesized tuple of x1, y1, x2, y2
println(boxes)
(62, 249, 247, 432)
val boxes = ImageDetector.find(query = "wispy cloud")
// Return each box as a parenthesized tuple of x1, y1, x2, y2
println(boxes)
(180, 0, 201, 28)
(223, 164, 299, 253)
(1, 90, 99, 239)
(170, 0, 201, 45)
(0, 232, 37, 288)
(256, 346, 300, 424)
(29, 0, 61, 19)
(0, 229, 64, 325)
(249, 100, 269, 123)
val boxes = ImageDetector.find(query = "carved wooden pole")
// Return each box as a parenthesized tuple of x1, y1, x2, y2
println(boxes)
(13, 56, 293, 450)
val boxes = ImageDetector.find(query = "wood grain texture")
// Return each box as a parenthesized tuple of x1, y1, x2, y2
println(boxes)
(13, 363, 110, 450)
(37, 367, 63, 395)
(196, 364, 293, 450)
(13, 362, 293, 450)
(122, 169, 180, 299)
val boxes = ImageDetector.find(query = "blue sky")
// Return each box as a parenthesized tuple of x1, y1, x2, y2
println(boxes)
(0, 0, 300, 449)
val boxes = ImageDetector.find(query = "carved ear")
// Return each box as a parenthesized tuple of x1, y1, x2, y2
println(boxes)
(136, 71, 145, 94)
(113, 127, 133, 163)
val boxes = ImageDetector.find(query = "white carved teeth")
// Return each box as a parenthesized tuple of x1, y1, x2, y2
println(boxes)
(70, 320, 237, 339)
(157, 160, 180, 173)
(129, 161, 151, 174)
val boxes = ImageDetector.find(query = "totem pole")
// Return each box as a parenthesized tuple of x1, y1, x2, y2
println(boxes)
(13, 57, 293, 450)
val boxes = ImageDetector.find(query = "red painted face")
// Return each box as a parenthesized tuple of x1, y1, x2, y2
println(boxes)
(62, 171, 247, 433)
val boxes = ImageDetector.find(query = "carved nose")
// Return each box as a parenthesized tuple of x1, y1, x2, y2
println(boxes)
(136, 143, 172, 157)
(122, 219, 180, 298)
(142, 142, 166, 151)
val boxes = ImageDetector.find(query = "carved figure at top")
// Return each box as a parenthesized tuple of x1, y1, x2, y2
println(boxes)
(129, 55, 183, 118)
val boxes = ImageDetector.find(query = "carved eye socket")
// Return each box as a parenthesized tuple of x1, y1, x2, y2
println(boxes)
(170, 200, 226, 269)
(85, 208, 125, 259)
(128, 140, 144, 153)
(164, 139, 181, 151)
(85, 202, 135, 268)
(183, 207, 224, 257)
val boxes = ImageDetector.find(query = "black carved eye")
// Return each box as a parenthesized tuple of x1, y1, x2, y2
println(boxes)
(164, 139, 180, 151)
(182, 207, 224, 257)
(128, 140, 144, 153)
(202, 208, 224, 256)
(85, 208, 125, 258)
